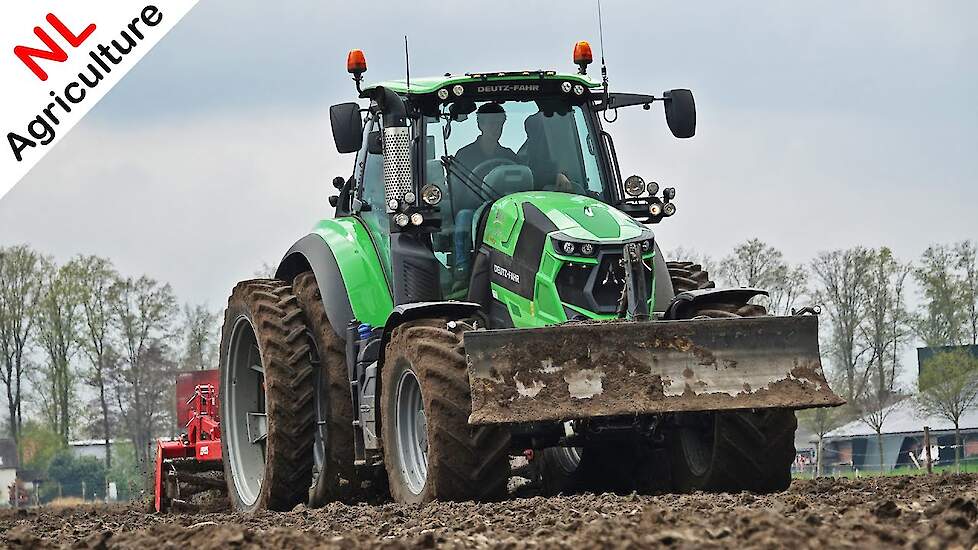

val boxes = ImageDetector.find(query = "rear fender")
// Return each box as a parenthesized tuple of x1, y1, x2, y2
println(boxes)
(277, 218, 394, 340)
(663, 287, 768, 320)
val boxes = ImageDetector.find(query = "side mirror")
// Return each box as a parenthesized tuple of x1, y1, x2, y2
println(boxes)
(663, 89, 696, 139)
(329, 102, 363, 153)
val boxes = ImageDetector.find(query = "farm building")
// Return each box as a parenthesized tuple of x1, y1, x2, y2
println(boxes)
(817, 399, 978, 473)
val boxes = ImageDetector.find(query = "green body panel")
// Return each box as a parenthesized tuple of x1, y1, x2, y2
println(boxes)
(482, 192, 655, 327)
(311, 217, 394, 327)
(363, 72, 601, 96)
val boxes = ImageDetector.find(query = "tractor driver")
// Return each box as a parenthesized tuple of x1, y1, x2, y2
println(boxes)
(449, 102, 518, 292)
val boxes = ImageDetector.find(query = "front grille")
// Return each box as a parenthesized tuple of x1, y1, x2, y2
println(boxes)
(555, 251, 653, 315)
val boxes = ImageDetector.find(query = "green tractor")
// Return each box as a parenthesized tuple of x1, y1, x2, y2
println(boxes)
(218, 44, 843, 511)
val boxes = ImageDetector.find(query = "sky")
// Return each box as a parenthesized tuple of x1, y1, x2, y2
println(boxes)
(1, 1, 976, 381)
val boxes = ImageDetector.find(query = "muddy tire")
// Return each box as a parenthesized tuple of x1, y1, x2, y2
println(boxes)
(666, 261, 716, 293)
(668, 301, 797, 494)
(292, 272, 365, 506)
(219, 279, 316, 512)
(381, 319, 510, 503)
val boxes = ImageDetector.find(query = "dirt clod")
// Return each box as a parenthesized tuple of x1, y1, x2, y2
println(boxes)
(3, 474, 978, 549)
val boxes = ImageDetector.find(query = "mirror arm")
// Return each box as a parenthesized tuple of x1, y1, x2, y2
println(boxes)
(595, 92, 661, 111)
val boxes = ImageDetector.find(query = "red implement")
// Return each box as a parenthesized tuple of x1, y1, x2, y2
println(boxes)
(153, 370, 225, 512)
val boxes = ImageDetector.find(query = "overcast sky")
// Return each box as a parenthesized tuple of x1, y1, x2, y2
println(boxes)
(1, 1, 976, 365)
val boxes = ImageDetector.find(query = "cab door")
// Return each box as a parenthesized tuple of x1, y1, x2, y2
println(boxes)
(353, 112, 393, 285)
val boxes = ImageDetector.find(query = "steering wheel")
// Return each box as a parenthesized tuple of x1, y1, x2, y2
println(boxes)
(471, 157, 518, 184)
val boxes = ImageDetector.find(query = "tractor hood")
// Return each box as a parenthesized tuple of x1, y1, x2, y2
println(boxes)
(481, 191, 651, 254)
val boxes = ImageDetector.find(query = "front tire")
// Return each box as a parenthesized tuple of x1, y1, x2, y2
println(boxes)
(667, 300, 797, 494)
(381, 319, 510, 503)
(219, 280, 316, 512)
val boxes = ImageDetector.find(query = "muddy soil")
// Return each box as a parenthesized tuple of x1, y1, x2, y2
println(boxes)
(3, 474, 978, 549)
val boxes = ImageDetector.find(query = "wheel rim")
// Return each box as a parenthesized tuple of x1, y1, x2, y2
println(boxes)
(395, 368, 428, 495)
(679, 413, 715, 478)
(552, 446, 583, 474)
(224, 315, 268, 506)
(310, 333, 328, 485)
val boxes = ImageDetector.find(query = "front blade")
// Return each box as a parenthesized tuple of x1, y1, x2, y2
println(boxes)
(464, 315, 844, 425)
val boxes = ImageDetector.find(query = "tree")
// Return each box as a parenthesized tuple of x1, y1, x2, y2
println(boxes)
(956, 241, 978, 345)
(717, 239, 808, 315)
(664, 246, 714, 273)
(178, 303, 218, 371)
(811, 247, 873, 402)
(797, 406, 846, 476)
(0, 246, 49, 444)
(110, 276, 177, 466)
(915, 244, 966, 347)
(917, 350, 978, 470)
(74, 256, 120, 469)
(36, 262, 85, 445)
(45, 449, 107, 500)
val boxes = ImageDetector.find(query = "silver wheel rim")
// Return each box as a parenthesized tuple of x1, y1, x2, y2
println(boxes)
(395, 368, 427, 495)
(553, 446, 583, 474)
(311, 334, 327, 486)
(224, 315, 268, 506)
(680, 414, 714, 477)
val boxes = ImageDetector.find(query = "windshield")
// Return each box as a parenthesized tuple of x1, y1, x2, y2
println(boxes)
(425, 100, 607, 212)
(422, 98, 609, 299)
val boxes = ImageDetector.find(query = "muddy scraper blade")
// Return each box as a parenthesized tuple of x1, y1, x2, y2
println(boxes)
(464, 315, 844, 425)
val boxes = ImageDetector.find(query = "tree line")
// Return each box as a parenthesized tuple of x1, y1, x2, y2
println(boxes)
(671, 239, 978, 471)
(0, 245, 218, 473)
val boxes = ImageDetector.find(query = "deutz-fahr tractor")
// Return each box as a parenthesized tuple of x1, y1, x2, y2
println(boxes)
(217, 42, 843, 511)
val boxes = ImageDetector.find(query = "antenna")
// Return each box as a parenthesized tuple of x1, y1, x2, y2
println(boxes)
(404, 35, 411, 93)
(597, 0, 617, 122)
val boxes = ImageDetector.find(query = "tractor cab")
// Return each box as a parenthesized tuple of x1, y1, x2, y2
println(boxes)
(329, 45, 696, 322)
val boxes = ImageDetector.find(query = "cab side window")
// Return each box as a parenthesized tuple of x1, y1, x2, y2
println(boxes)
(356, 114, 392, 279)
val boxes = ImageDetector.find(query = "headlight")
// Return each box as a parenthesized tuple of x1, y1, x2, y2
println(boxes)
(580, 243, 595, 256)
(663, 202, 677, 217)
(561, 241, 576, 255)
(624, 175, 645, 197)
(393, 213, 410, 227)
(646, 181, 660, 196)
(421, 184, 442, 205)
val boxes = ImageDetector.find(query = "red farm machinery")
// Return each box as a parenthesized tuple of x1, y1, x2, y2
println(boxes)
(153, 369, 226, 512)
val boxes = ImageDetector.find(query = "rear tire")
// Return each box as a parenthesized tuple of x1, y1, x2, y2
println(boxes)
(667, 300, 797, 494)
(666, 261, 716, 293)
(381, 319, 510, 503)
(292, 272, 364, 506)
(219, 280, 315, 512)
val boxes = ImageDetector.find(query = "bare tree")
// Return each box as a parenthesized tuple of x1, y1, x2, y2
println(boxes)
(917, 350, 978, 469)
(253, 261, 277, 279)
(811, 247, 873, 402)
(797, 407, 846, 476)
(36, 261, 86, 445)
(178, 303, 218, 371)
(915, 244, 966, 347)
(767, 263, 810, 316)
(0, 246, 49, 443)
(956, 241, 978, 345)
(717, 238, 784, 289)
(74, 256, 120, 468)
(110, 276, 177, 466)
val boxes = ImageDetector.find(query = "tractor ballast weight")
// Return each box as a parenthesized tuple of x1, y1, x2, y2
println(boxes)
(153, 369, 225, 512)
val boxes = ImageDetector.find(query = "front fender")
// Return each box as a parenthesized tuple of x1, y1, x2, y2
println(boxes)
(663, 287, 768, 320)
(277, 218, 393, 339)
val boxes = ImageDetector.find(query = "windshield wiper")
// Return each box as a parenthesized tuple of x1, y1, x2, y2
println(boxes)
(441, 155, 498, 202)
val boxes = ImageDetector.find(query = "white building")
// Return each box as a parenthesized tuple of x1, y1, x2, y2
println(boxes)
(0, 439, 18, 507)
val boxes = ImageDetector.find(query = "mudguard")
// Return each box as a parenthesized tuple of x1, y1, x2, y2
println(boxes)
(663, 288, 769, 320)
(277, 218, 394, 339)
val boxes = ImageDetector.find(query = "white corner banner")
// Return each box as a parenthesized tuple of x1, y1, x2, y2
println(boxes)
(0, 2, 199, 201)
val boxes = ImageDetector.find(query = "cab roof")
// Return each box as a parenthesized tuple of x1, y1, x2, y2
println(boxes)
(361, 70, 601, 96)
